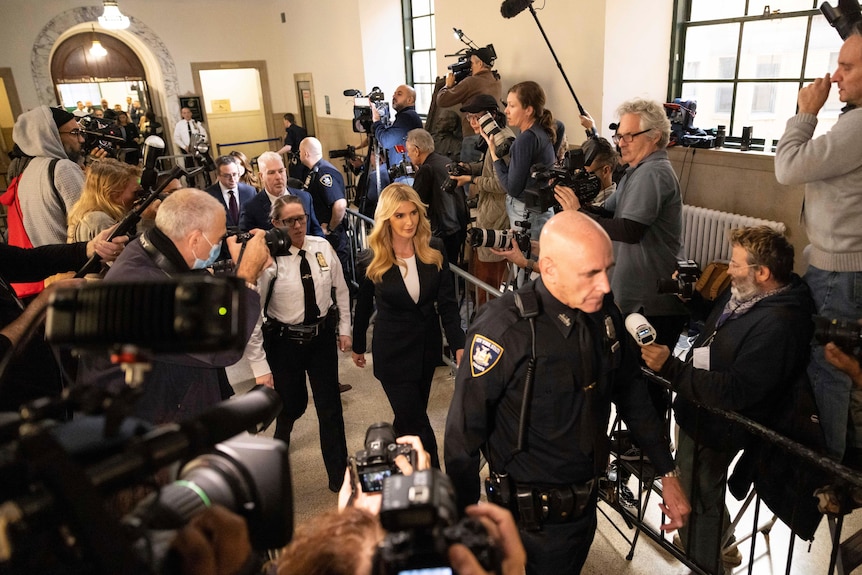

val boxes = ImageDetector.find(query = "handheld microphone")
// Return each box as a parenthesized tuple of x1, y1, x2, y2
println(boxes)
(625, 313, 657, 347)
(501, 0, 534, 19)
(139, 135, 165, 192)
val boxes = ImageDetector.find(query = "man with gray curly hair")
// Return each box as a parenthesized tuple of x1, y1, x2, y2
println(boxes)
(562, 98, 687, 438)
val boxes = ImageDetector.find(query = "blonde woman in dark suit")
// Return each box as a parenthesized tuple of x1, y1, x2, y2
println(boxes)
(352, 183, 465, 467)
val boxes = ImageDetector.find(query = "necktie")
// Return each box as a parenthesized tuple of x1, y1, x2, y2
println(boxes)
(187, 120, 193, 145)
(227, 190, 239, 225)
(574, 311, 598, 457)
(298, 249, 320, 324)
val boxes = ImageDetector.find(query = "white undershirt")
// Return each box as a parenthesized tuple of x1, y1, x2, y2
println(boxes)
(400, 255, 420, 303)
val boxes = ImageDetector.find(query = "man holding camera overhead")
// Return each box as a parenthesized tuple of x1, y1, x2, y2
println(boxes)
(244, 194, 352, 493)
(436, 46, 502, 163)
(371, 85, 423, 168)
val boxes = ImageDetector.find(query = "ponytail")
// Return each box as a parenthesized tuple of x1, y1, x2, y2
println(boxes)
(539, 109, 556, 143)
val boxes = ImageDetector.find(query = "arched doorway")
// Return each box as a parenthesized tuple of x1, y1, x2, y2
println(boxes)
(31, 6, 180, 142)
(51, 30, 153, 124)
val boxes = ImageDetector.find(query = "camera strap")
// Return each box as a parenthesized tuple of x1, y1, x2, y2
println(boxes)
(140, 228, 188, 275)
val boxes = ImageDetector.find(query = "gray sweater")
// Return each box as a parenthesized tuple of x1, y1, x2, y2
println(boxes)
(775, 107, 862, 271)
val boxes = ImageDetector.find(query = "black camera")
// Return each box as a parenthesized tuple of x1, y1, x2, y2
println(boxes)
(388, 158, 416, 181)
(467, 228, 530, 252)
(821, 0, 862, 40)
(524, 149, 602, 213)
(79, 115, 124, 157)
(656, 259, 702, 298)
(352, 422, 417, 493)
(330, 144, 358, 160)
(348, 87, 390, 133)
(375, 469, 501, 574)
(447, 44, 496, 84)
(229, 226, 291, 258)
(813, 316, 862, 358)
(441, 162, 471, 195)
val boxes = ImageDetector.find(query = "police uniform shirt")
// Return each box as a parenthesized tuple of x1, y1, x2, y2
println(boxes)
(444, 279, 675, 509)
(243, 235, 351, 378)
(305, 160, 345, 227)
(173, 118, 207, 152)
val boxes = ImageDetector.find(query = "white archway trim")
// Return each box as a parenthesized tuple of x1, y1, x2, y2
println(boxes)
(32, 6, 180, 127)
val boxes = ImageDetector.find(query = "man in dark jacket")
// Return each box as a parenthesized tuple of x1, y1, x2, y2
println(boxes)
(76, 189, 270, 425)
(641, 225, 814, 574)
(407, 128, 467, 265)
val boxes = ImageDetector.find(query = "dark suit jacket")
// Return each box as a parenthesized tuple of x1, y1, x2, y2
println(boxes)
(353, 238, 465, 383)
(238, 187, 323, 237)
(205, 182, 256, 228)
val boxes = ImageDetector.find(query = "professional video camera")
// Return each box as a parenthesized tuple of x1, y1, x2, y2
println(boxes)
(330, 144, 358, 161)
(447, 43, 497, 84)
(375, 468, 501, 574)
(441, 162, 471, 195)
(228, 226, 292, 258)
(351, 422, 417, 493)
(79, 115, 125, 157)
(814, 316, 862, 359)
(821, 0, 862, 39)
(656, 259, 702, 299)
(345, 87, 390, 133)
(0, 277, 291, 573)
(467, 227, 531, 253)
(523, 149, 602, 213)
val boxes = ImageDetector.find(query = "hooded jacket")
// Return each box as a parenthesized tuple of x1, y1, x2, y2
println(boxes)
(663, 274, 814, 451)
(9, 106, 85, 246)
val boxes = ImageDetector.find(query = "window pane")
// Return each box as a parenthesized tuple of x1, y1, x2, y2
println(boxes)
(738, 17, 808, 79)
(680, 82, 733, 127)
(748, 0, 817, 15)
(690, 0, 745, 21)
(683, 24, 739, 80)
(412, 51, 433, 84)
(415, 82, 434, 116)
(734, 82, 806, 144)
(413, 15, 433, 50)
(805, 14, 844, 77)
(412, 0, 432, 17)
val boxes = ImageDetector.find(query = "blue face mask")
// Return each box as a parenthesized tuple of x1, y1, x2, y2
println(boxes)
(192, 232, 221, 270)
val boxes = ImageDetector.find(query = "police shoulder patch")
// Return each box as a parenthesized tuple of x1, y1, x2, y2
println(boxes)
(320, 173, 333, 187)
(470, 333, 504, 377)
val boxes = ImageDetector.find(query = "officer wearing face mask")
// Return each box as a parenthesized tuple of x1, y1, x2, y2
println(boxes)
(76, 188, 272, 425)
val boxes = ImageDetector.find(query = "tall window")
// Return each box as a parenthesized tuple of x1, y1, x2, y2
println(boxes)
(670, 0, 845, 148)
(403, 0, 436, 116)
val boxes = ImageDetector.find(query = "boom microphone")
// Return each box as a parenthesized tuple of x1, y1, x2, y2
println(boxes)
(139, 135, 165, 192)
(625, 313, 657, 347)
(501, 0, 534, 19)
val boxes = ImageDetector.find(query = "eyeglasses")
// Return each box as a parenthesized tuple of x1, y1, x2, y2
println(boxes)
(275, 214, 308, 227)
(59, 129, 84, 137)
(728, 261, 759, 271)
(612, 129, 651, 145)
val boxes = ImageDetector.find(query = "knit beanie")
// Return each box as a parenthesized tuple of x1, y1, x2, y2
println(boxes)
(51, 106, 75, 128)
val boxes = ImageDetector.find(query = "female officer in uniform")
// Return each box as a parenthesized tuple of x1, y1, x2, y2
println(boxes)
(352, 183, 465, 467)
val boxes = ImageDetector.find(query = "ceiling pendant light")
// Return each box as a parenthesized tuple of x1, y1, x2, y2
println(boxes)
(89, 26, 108, 58)
(98, 0, 130, 30)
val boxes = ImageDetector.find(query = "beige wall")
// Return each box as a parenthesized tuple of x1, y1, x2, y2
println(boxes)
(667, 147, 809, 275)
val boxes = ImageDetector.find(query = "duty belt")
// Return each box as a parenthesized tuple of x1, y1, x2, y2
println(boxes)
(263, 317, 325, 343)
(486, 472, 597, 531)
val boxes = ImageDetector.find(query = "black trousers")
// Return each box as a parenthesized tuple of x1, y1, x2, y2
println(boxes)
(379, 353, 441, 468)
(263, 324, 348, 489)
(519, 496, 598, 575)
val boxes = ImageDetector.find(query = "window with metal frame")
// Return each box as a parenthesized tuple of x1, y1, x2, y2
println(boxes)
(403, 0, 436, 117)
(669, 0, 845, 151)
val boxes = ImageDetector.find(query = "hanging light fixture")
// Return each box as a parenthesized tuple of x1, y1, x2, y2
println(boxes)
(98, 0, 130, 30)
(89, 26, 108, 58)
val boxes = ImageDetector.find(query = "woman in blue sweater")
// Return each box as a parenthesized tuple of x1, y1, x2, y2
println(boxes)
(485, 81, 557, 239)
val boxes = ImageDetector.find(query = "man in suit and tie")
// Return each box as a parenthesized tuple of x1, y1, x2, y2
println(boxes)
(205, 156, 256, 229)
(239, 151, 323, 237)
